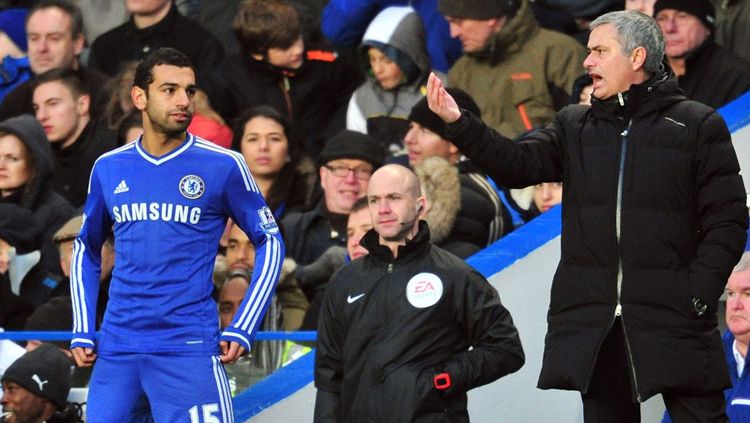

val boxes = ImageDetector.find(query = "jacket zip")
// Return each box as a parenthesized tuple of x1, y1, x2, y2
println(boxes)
(614, 118, 641, 402)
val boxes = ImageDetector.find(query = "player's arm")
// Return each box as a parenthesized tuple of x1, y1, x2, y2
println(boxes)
(70, 161, 111, 366)
(219, 152, 285, 359)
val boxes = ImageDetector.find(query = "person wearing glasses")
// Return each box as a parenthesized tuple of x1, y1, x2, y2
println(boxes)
(281, 130, 384, 303)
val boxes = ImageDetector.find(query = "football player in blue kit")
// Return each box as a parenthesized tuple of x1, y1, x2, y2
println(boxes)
(69, 48, 284, 422)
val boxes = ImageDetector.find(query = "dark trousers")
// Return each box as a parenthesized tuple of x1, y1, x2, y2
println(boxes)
(581, 318, 728, 423)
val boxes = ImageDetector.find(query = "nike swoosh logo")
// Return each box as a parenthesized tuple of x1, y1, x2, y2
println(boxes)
(347, 293, 365, 304)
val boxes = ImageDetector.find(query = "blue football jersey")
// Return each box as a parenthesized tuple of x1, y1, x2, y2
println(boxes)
(70, 134, 284, 355)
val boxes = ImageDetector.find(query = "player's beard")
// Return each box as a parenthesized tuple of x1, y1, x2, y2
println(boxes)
(146, 107, 192, 138)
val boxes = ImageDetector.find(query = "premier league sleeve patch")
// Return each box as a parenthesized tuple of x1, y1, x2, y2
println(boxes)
(179, 175, 205, 199)
(406, 273, 443, 308)
(257, 206, 279, 234)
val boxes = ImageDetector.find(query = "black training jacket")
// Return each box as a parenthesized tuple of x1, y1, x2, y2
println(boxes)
(314, 222, 524, 422)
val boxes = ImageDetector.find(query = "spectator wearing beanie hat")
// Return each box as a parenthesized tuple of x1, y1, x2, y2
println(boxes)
(0, 8, 31, 103)
(0, 203, 61, 331)
(281, 130, 384, 275)
(1, 343, 72, 421)
(654, 0, 750, 109)
(437, 0, 586, 138)
(404, 88, 514, 253)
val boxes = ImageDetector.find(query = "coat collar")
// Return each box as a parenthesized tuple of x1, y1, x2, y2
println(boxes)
(362, 220, 432, 263)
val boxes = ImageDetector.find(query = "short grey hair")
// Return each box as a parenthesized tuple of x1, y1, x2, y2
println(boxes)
(590, 10, 665, 75)
(734, 251, 750, 273)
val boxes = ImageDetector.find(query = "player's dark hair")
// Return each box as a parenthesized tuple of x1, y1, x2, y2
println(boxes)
(27, 0, 84, 39)
(132, 47, 194, 90)
(33, 68, 89, 98)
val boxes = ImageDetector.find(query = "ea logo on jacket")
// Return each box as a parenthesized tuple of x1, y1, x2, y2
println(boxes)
(406, 273, 443, 308)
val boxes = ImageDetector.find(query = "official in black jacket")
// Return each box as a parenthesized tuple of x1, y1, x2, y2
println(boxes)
(427, 9, 747, 423)
(314, 164, 524, 422)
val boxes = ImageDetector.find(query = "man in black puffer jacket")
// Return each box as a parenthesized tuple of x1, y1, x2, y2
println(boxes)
(428, 9, 747, 423)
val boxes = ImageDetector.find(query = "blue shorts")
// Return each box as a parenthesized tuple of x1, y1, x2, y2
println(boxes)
(86, 353, 234, 423)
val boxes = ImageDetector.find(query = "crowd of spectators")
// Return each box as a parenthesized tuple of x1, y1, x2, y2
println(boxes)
(0, 0, 748, 410)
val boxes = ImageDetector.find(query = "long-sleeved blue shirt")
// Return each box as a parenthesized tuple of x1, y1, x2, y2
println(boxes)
(70, 134, 284, 356)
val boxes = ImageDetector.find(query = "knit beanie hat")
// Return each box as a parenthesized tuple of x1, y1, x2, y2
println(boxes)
(24, 296, 74, 350)
(0, 203, 42, 254)
(438, 0, 520, 19)
(0, 8, 28, 52)
(408, 88, 480, 139)
(653, 0, 715, 31)
(1, 343, 72, 409)
(317, 130, 385, 169)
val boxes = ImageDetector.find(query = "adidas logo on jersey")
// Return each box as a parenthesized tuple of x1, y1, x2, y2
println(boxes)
(114, 180, 130, 194)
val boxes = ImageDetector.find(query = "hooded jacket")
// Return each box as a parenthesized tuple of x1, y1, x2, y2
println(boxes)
(314, 222, 524, 422)
(0, 115, 76, 277)
(444, 68, 747, 399)
(346, 7, 434, 155)
(447, 0, 587, 138)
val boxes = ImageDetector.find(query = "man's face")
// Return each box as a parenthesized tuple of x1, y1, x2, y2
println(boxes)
(126, 0, 172, 15)
(218, 276, 249, 329)
(367, 168, 422, 243)
(26, 7, 83, 74)
(266, 37, 305, 70)
(727, 269, 750, 342)
(403, 122, 455, 166)
(1, 381, 50, 423)
(445, 16, 504, 54)
(33, 81, 89, 147)
(368, 48, 403, 90)
(225, 224, 255, 271)
(583, 23, 641, 100)
(320, 159, 372, 214)
(346, 208, 372, 260)
(57, 239, 74, 278)
(133, 64, 196, 138)
(0, 134, 30, 193)
(655, 9, 710, 59)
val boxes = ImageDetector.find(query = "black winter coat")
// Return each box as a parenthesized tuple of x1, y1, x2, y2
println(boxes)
(445, 70, 748, 400)
(314, 223, 524, 422)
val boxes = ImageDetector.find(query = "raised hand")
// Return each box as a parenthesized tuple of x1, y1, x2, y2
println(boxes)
(426, 72, 462, 123)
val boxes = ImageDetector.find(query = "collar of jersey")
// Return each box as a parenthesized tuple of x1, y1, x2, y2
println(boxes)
(135, 133, 194, 165)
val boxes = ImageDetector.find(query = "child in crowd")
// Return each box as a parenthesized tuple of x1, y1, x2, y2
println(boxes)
(346, 6, 437, 157)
